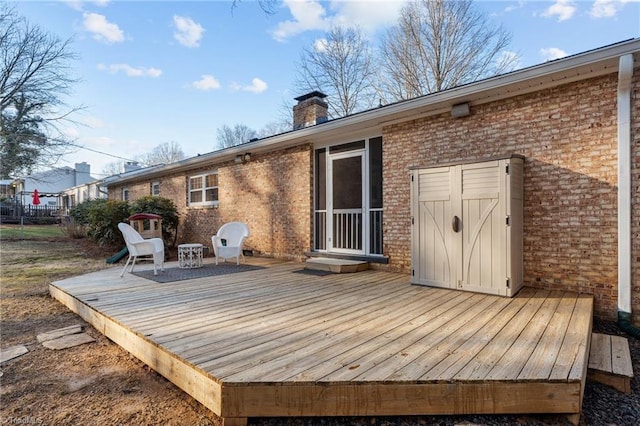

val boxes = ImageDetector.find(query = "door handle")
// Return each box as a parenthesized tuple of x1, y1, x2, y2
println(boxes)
(452, 215, 461, 233)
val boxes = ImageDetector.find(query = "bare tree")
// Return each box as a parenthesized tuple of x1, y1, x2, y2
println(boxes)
(379, 0, 517, 102)
(257, 120, 291, 139)
(138, 141, 186, 166)
(216, 124, 257, 150)
(231, 0, 278, 14)
(296, 25, 376, 118)
(0, 5, 81, 178)
(101, 161, 124, 177)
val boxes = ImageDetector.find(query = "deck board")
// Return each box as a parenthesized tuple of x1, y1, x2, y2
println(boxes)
(518, 292, 578, 380)
(485, 290, 564, 381)
(190, 286, 419, 373)
(50, 258, 593, 424)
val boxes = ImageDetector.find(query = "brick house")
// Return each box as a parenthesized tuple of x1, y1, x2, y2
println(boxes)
(104, 39, 639, 324)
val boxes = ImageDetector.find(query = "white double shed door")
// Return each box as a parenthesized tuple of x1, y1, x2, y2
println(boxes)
(411, 156, 524, 297)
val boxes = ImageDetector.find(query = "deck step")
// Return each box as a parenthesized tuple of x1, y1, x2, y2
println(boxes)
(305, 258, 368, 274)
(587, 332, 634, 393)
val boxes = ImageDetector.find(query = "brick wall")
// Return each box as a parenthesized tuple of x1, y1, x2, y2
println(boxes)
(382, 73, 634, 321)
(109, 144, 313, 261)
(217, 145, 313, 259)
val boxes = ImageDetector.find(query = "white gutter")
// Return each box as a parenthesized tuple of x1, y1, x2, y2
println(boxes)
(617, 54, 633, 315)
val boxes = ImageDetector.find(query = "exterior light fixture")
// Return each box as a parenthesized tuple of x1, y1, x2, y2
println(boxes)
(234, 153, 251, 164)
(451, 102, 470, 118)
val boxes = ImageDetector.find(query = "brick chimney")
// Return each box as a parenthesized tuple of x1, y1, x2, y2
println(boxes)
(293, 91, 328, 130)
(124, 162, 142, 173)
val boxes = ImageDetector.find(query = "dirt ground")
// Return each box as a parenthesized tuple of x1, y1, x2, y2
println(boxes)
(1, 232, 223, 426)
(1, 228, 638, 426)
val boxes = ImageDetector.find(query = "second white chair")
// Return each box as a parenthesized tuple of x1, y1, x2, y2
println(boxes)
(211, 222, 249, 265)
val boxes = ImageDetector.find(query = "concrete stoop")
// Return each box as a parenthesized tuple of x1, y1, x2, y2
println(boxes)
(305, 258, 369, 274)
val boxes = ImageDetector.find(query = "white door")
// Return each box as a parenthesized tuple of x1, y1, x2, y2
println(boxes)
(411, 166, 460, 288)
(328, 152, 365, 254)
(459, 161, 506, 295)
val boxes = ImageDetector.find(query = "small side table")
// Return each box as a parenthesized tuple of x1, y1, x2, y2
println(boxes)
(178, 243, 203, 269)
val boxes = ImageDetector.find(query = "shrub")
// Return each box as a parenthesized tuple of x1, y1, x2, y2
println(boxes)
(70, 199, 131, 246)
(67, 196, 179, 248)
(68, 199, 98, 225)
(61, 216, 87, 239)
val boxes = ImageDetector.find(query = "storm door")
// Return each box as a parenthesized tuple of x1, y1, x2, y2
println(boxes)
(314, 137, 383, 256)
(328, 151, 364, 254)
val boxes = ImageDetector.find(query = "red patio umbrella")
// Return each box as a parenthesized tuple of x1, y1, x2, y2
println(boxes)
(32, 189, 41, 205)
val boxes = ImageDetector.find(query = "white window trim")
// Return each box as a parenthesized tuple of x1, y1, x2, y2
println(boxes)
(188, 171, 218, 207)
(151, 181, 160, 196)
(122, 187, 129, 201)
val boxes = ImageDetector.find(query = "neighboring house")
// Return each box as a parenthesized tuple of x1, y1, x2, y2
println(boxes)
(58, 162, 145, 212)
(0, 179, 14, 199)
(104, 39, 640, 324)
(58, 180, 108, 213)
(12, 162, 98, 207)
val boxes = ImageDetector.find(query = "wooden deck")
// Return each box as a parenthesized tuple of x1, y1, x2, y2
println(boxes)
(50, 258, 593, 426)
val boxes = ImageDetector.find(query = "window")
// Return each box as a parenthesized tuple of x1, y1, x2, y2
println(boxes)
(189, 171, 218, 206)
(122, 187, 129, 201)
(151, 181, 160, 196)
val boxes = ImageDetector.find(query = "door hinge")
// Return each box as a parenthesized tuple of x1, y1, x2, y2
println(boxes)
(505, 215, 511, 226)
(505, 164, 510, 175)
(457, 280, 462, 288)
(411, 174, 414, 182)
(412, 269, 415, 276)
(506, 277, 511, 289)
(411, 216, 414, 225)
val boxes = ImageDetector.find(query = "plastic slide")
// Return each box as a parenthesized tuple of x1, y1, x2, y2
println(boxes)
(106, 247, 129, 264)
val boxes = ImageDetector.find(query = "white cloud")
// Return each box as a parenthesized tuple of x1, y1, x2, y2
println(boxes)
(504, 1, 526, 13)
(62, 125, 80, 139)
(77, 115, 105, 129)
(589, 0, 635, 18)
(314, 38, 328, 52)
(82, 12, 125, 43)
(540, 47, 568, 61)
(541, 0, 577, 21)
(192, 75, 221, 91)
(271, 0, 406, 42)
(231, 78, 268, 94)
(327, 0, 407, 32)
(272, 0, 328, 41)
(97, 63, 162, 77)
(173, 15, 205, 48)
(65, 0, 110, 11)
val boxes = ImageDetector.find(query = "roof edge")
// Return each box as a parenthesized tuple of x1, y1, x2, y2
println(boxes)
(105, 38, 640, 187)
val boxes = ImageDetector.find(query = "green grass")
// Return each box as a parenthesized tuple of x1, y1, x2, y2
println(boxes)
(0, 224, 66, 240)
(0, 238, 108, 295)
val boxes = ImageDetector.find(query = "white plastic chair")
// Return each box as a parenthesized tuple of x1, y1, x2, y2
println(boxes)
(211, 222, 249, 265)
(118, 222, 165, 277)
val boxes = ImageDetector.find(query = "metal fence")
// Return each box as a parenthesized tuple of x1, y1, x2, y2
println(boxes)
(0, 201, 64, 223)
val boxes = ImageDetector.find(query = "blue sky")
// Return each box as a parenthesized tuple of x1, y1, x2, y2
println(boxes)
(12, 0, 640, 177)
